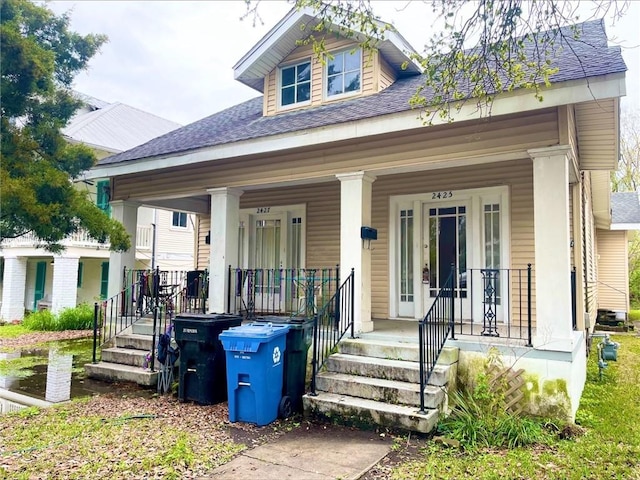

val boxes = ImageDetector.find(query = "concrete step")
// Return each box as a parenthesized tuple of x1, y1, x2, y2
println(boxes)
(325, 353, 450, 386)
(116, 333, 154, 351)
(132, 321, 158, 336)
(315, 371, 445, 409)
(101, 347, 149, 368)
(338, 338, 459, 366)
(303, 392, 439, 433)
(84, 362, 158, 387)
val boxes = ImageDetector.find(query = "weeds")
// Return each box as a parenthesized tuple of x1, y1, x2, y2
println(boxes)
(22, 304, 93, 331)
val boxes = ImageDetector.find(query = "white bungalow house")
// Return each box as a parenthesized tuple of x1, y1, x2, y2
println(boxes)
(86, 8, 626, 429)
(0, 95, 196, 321)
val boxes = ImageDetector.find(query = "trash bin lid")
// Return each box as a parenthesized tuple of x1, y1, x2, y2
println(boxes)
(220, 323, 289, 352)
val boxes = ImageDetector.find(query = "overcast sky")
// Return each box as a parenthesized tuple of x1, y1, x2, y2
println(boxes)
(45, 0, 640, 126)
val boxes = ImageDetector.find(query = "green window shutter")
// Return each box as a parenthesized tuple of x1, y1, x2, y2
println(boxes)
(96, 180, 111, 216)
(77, 262, 84, 288)
(34, 261, 46, 310)
(100, 262, 109, 299)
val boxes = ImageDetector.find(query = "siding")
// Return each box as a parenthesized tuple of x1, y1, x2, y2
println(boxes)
(114, 109, 559, 200)
(371, 159, 535, 322)
(154, 209, 195, 270)
(196, 215, 211, 271)
(596, 229, 629, 312)
(582, 172, 598, 326)
(264, 36, 381, 116)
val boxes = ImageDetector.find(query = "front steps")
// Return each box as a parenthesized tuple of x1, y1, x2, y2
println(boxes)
(303, 338, 458, 434)
(84, 318, 160, 387)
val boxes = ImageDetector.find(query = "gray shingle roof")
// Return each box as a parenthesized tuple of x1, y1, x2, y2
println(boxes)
(612, 192, 640, 225)
(99, 19, 625, 166)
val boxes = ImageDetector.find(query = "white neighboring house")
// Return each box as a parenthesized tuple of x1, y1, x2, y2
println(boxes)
(0, 94, 195, 321)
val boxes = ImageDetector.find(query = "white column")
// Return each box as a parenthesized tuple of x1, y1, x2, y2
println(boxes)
(51, 256, 79, 314)
(337, 172, 376, 334)
(529, 146, 574, 350)
(0, 256, 27, 321)
(108, 200, 139, 298)
(207, 187, 243, 313)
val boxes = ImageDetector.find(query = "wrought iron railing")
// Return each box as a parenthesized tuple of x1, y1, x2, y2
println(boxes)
(227, 266, 340, 319)
(92, 268, 209, 370)
(446, 266, 532, 345)
(418, 265, 455, 413)
(310, 268, 355, 395)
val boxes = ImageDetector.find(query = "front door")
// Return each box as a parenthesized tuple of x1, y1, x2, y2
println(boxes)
(250, 214, 287, 310)
(423, 204, 471, 319)
(33, 261, 46, 310)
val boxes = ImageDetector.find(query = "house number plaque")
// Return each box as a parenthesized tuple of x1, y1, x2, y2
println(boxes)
(431, 191, 453, 200)
(256, 207, 271, 214)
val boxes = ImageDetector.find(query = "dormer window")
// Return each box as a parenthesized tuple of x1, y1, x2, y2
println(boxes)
(326, 48, 362, 98)
(280, 60, 311, 107)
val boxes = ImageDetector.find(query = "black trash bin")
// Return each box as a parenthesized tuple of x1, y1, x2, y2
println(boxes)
(255, 315, 314, 416)
(174, 313, 242, 405)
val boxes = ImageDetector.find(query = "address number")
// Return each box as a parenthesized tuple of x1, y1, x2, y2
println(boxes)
(431, 191, 453, 200)
(256, 207, 271, 214)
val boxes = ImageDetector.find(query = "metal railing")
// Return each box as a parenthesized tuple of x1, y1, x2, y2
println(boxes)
(418, 265, 455, 413)
(227, 266, 340, 319)
(92, 268, 209, 369)
(310, 268, 355, 395)
(445, 266, 532, 345)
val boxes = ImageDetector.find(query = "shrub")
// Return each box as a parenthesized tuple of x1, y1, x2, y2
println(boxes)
(57, 304, 94, 330)
(22, 310, 57, 331)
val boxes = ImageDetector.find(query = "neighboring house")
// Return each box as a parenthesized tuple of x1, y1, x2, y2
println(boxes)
(87, 8, 626, 421)
(596, 192, 640, 316)
(0, 95, 195, 321)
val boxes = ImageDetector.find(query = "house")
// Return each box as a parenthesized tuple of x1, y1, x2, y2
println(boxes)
(596, 192, 640, 318)
(0, 95, 195, 321)
(86, 7, 626, 428)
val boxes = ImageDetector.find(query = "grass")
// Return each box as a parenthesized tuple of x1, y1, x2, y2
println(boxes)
(390, 334, 640, 480)
(20, 304, 94, 332)
(628, 309, 640, 322)
(0, 324, 31, 339)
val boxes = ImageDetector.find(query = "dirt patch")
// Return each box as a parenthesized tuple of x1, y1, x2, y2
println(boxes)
(360, 432, 431, 480)
(0, 330, 93, 350)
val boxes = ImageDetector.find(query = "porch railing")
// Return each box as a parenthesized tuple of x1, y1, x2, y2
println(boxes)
(448, 265, 532, 345)
(310, 268, 355, 395)
(92, 268, 209, 369)
(227, 266, 340, 319)
(418, 265, 455, 413)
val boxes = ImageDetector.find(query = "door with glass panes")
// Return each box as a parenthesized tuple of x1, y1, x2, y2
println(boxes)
(248, 214, 287, 309)
(422, 203, 471, 319)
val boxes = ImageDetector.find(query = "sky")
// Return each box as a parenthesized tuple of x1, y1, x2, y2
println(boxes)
(45, 0, 640, 126)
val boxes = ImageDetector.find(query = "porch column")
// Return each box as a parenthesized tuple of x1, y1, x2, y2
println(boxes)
(1, 256, 27, 321)
(336, 172, 376, 334)
(108, 200, 139, 298)
(528, 146, 574, 350)
(51, 255, 79, 314)
(207, 187, 243, 313)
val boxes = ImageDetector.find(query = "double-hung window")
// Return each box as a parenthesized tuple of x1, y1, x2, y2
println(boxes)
(326, 48, 361, 98)
(280, 60, 311, 107)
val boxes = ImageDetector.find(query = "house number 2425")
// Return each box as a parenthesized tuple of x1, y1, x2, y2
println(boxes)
(256, 207, 271, 214)
(431, 191, 453, 199)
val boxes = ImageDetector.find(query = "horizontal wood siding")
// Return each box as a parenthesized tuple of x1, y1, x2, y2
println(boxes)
(378, 54, 396, 90)
(371, 159, 536, 323)
(575, 99, 617, 170)
(596, 229, 628, 312)
(239, 183, 341, 269)
(114, 109, 559, 200)
(196, 215, 210, 271)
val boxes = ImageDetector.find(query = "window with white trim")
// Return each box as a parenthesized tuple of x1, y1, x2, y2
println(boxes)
(280, 60, 311, 107)
(326, 48, 361, 98)
(172, 211, 187, 228)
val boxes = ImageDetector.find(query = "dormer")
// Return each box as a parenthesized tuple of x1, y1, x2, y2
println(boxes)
(233, 6, 421, 117)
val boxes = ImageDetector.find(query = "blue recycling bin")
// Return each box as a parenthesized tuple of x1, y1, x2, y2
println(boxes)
(220, 323, 289, 426)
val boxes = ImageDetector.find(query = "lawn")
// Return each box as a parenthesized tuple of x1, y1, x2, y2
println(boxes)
(388, 334, 640, 480)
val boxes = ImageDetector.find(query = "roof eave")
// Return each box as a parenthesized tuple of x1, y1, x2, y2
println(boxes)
(87, 72, 625, 180)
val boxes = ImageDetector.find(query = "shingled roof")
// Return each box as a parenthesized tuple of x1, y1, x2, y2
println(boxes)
(611, 192, 640, 227)
(98, 19, 625, 167)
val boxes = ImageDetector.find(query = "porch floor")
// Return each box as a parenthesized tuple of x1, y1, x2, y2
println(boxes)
(366, 319, 533, 346)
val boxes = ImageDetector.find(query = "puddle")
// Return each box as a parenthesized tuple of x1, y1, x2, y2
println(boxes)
(0, 338, 117, 403)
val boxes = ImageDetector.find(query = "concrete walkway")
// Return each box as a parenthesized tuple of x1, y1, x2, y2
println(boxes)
(204, 424, 392, 479)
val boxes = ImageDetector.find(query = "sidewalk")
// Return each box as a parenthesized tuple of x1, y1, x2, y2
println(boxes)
(204, 423, 392, 479)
